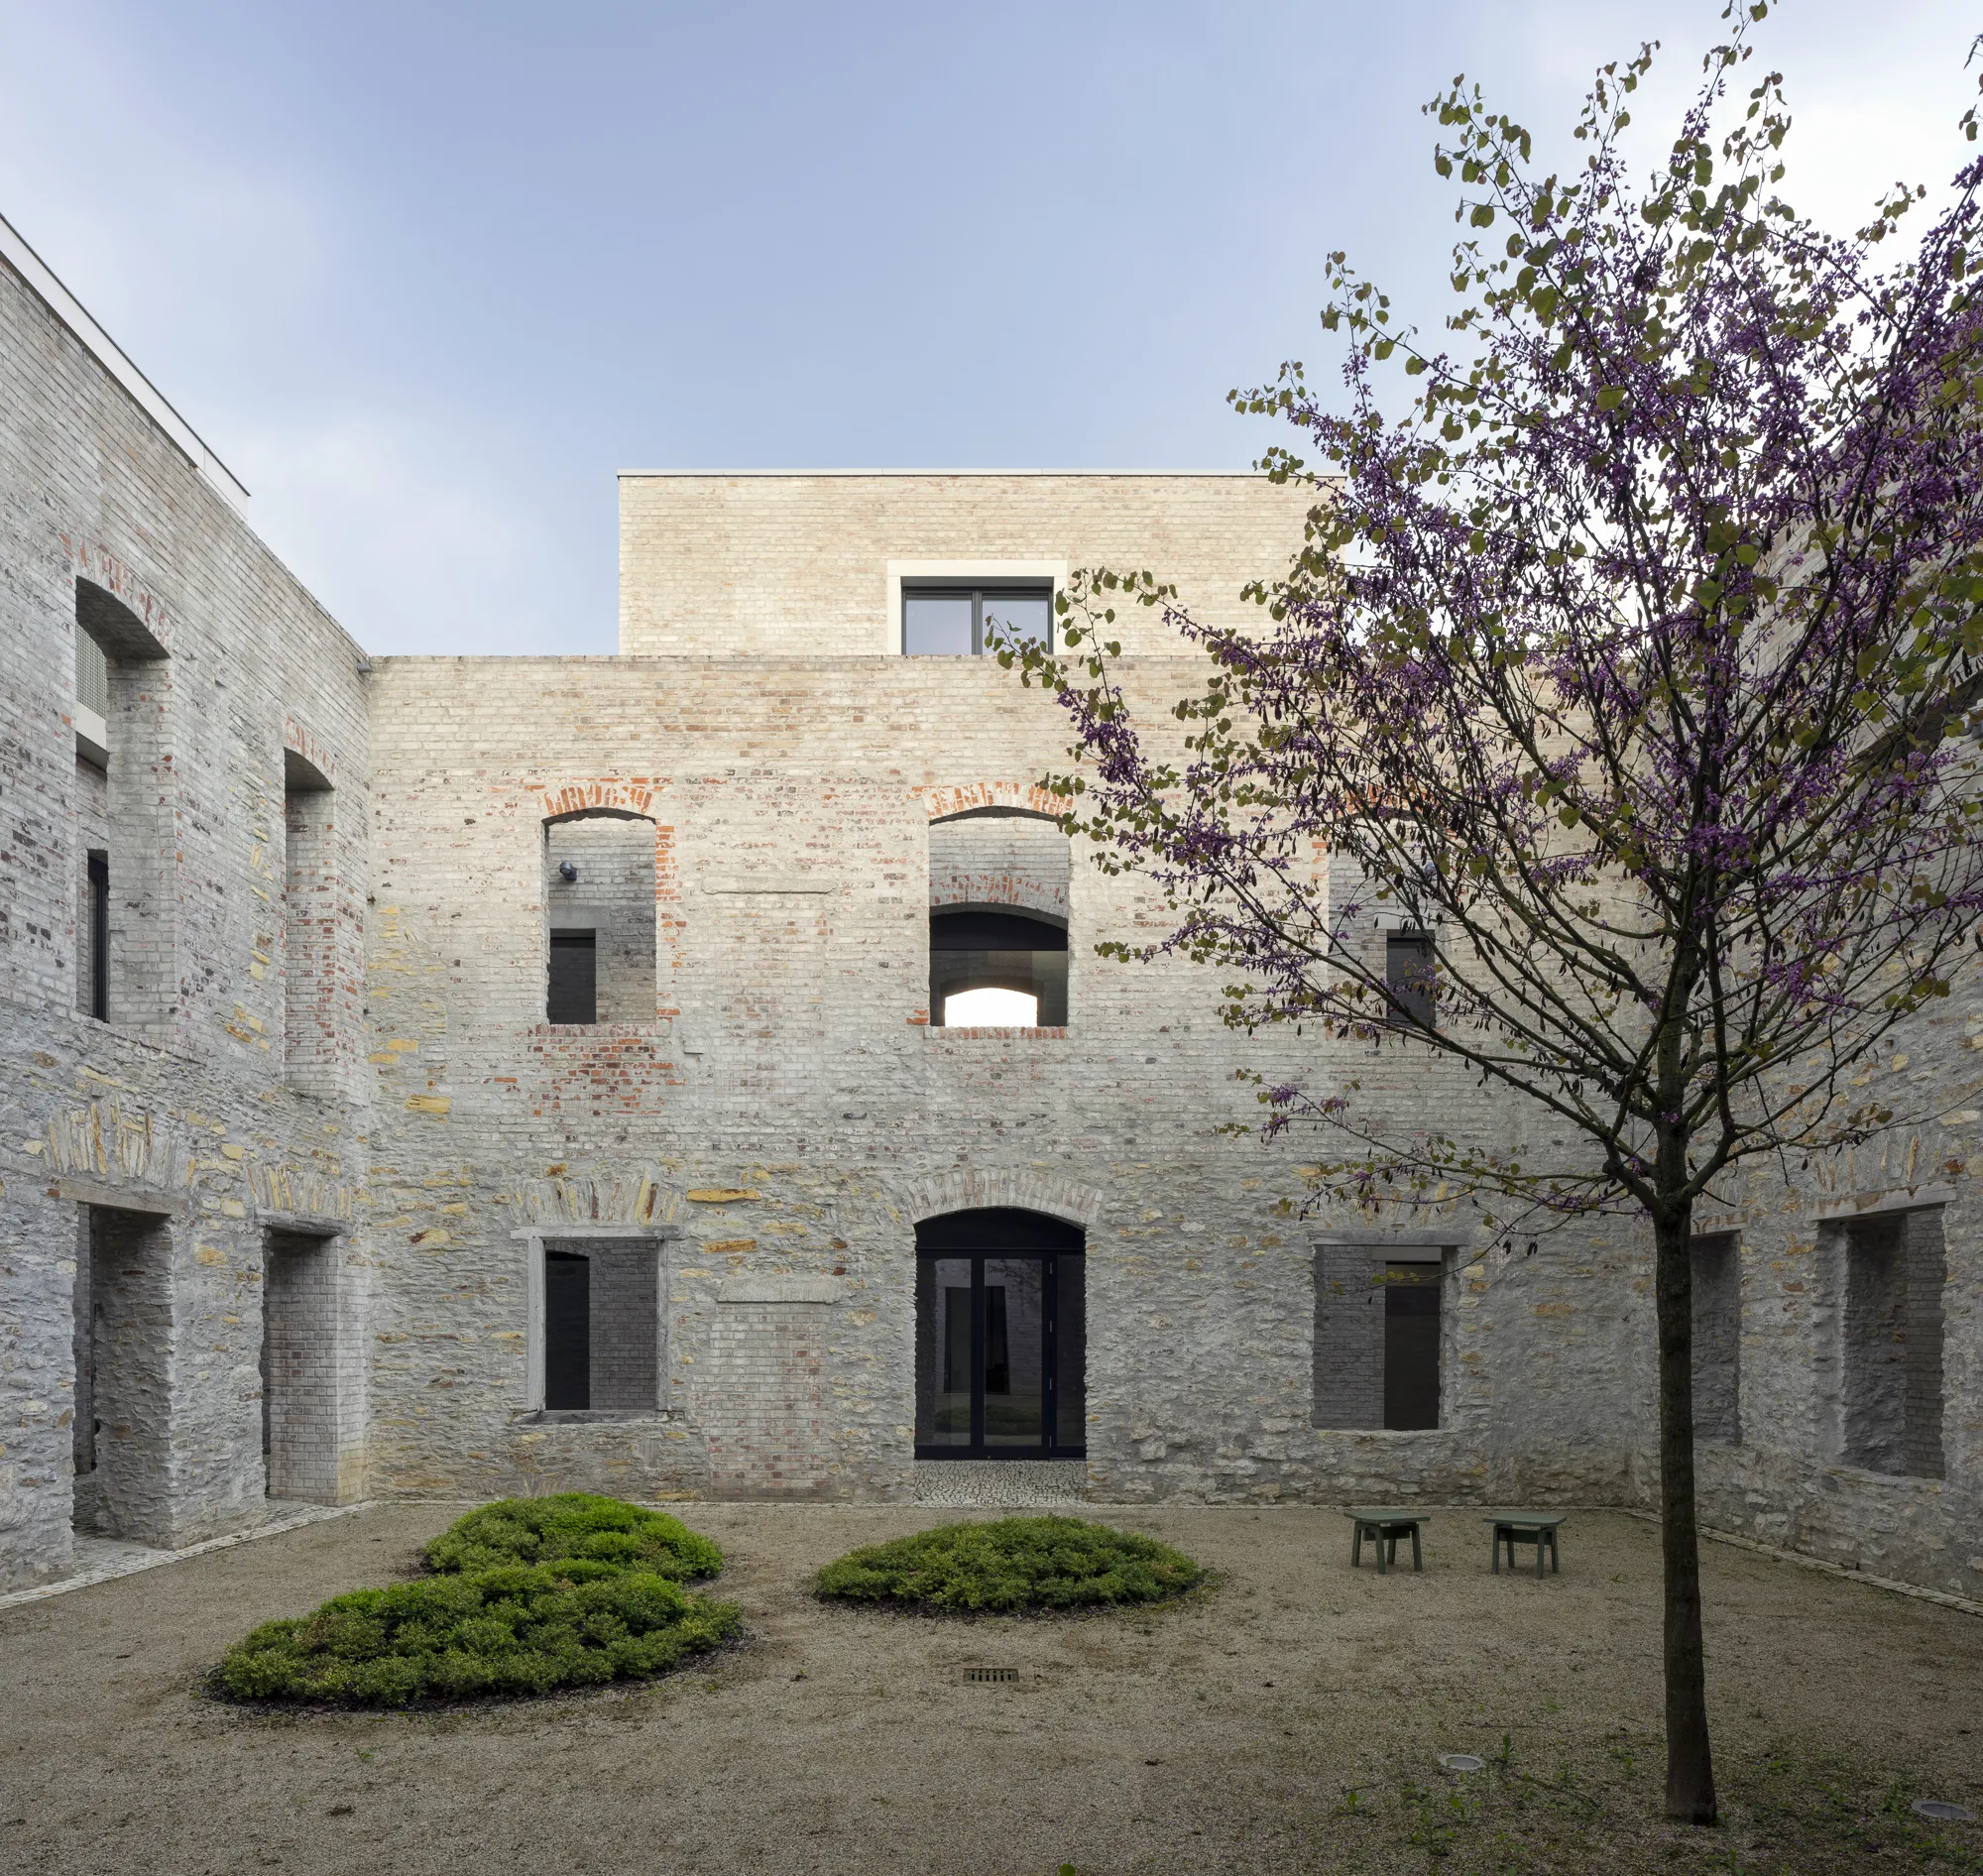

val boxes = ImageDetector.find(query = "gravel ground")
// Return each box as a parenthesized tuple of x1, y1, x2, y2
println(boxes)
(2, 1501, 1979, 1875)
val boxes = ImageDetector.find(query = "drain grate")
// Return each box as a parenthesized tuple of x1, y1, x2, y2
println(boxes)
(963, 1667, 1019, 1684)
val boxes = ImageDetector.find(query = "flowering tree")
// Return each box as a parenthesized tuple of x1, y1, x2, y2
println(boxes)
(1003, 7, 1983, 1824)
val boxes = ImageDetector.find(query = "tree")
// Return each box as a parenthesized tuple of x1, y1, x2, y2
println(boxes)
(1001, 5, 1983, 1824)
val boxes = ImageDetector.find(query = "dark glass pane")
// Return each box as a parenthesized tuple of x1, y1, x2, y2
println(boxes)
(86, 853, 108, 1021)
(916, 1257, 973, 1447)
(917, 1210, 1084, 1254)
(1385, 932, 1436, 1029)
(1054, 1255, 1086, 1452)
(929, 909, 1067, 951)
(544, 1251, 591, 1409)
(1034, 950, 1068, 1026)
(904, 593, 975, 656)
(1382, 1262, 1440, 1429)
(983, 1257, 1045, 1447)
(930, 944, 1068, 1028)
(981, 590, 1051, 650)
(547, 930, 597, 1023)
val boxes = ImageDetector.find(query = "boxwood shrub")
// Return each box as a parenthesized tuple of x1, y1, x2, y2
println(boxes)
(211, 1560, 739, 1706)
(422, 1492, 724, 1583)
(815, 1514, 1203, 1613)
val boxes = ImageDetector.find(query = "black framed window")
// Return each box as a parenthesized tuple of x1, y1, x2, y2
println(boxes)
(930, 907, 1067, 1027)
(903, 584, 1052, 656)
(915, 1209, 1085, 1458)
(1381, 1261, 1441, 1429)
(1385, 930, 1436, 1029)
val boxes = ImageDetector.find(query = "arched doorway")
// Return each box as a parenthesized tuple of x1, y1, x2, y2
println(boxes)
(914, 1209, 1085, 1459)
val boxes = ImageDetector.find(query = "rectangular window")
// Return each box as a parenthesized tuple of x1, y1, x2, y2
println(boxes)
(903, 584, 1052, 656)
(537, 1238, 662, 1415)
(547, 930, 598, 1023)
(1313, 1243, 1445, 1430)
(1840, 1210, 1945, 1478)
(84, 852, 108, 1021)
(1691, 1231, 1741, 1445)
(1385, 931, 1436, 1028)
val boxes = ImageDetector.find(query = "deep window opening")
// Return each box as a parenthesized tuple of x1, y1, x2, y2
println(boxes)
(1841, 1209, 1944, 1478)
(915, 1210, 1085, 1458)
(539, 1239, 662, 1415)
(262, 1230, 340, 1502)
(903, 584, 1052, 657)
(1691, 1231, 1742, 1445)
(1313, 1244, 1446, 1431)
(70, 1204, 173, 1542)
(543, 812, 656, 1024)
(930, 907, 1067, 1027)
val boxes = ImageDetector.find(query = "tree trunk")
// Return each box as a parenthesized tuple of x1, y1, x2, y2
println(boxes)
(1653, 1202, 1718, 1823)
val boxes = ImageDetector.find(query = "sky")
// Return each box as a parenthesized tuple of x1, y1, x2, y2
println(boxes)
(0, 1, 1976, 656)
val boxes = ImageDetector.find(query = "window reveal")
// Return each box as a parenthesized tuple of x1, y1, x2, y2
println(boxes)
(903, 584, 1052, 656)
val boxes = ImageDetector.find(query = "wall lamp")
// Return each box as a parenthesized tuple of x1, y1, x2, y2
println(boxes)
(557, 861, 578, 882)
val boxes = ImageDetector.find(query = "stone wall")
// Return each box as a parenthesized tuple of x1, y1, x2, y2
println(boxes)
(0, 251, 372, 1587)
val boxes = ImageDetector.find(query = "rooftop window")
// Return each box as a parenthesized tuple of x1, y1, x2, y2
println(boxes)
(903, 584, 1051, 656)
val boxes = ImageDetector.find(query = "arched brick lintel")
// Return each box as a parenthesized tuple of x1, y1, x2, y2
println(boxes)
(60, 533, 174, 655)
(925, 781, 1072, 823)
(529, 779, 659, 823)
(898, 1168, 1105, 1233)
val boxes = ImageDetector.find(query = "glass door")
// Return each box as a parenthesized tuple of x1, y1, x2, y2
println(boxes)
(914, 1249, 1084, 1458)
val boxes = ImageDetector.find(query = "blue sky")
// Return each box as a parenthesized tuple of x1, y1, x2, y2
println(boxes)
(0, 1, 1975, 655)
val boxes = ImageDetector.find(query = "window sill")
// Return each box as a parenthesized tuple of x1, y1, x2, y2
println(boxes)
(527, 1022, 672, 1038)
(924, 1025, 1069, 1040)
(512, 1408, 670, 1426)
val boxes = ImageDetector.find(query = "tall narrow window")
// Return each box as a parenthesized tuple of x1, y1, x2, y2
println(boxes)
(1385, 931, 1437, 1029)
(903, 584, 1052, 656)
(282, 748, 336, 1089)
(543, 1250, 592, 1408)
(84, 853, 108, 1021)
(1381, 1262, 1441, 1429)
(1691, 1231, 1741, 1445)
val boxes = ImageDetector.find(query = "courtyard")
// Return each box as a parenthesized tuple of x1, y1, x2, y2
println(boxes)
(1, 1502, 1977, 1875)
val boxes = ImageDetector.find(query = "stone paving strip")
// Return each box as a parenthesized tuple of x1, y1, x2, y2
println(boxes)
(0, 1501, 370, 1612)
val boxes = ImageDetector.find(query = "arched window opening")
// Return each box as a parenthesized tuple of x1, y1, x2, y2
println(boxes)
(542, 810, 657, 1024)
(914, 1209, 1085, 1459)
(928, 806, 1071, 1027)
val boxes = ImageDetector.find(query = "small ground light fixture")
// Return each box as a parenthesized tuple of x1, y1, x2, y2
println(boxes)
(1440, 1754, 1485, 1774)
(1914, 1802, 1975, 1822)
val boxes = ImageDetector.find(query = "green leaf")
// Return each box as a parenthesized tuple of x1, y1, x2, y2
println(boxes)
(1469, 203, 1495, 228)
(1594, 386, 1625, 410)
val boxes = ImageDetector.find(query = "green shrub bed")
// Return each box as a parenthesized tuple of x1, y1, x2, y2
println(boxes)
(814, 1514, 1204, 1613)
(210, 1495, 734, 1707)
(421, 1492, 723, 1582)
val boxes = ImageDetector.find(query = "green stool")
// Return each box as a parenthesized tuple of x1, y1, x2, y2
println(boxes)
(1345, 1508, 1426, 1575)
(1485, 1513, 1565, 1579)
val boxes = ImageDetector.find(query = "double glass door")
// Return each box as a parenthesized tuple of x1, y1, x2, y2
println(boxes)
(915, 1250, 1085, 1458)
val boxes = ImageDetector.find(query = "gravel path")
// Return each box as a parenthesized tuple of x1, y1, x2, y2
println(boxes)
(2, 1502, 1977, 1874)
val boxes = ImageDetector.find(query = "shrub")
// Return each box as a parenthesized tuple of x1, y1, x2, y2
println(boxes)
(210, 1560, 740, 1706)
(815, 1515, 1203, 1613)
(421, 1492, 724, 1583)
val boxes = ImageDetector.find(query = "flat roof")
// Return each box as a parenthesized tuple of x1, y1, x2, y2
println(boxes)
(616, 468, 1266, 479)
(0, 209, 250, 513)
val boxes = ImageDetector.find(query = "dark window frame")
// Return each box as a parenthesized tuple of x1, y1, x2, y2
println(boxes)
(902, 581, 1054, 657)
(1384, 928, 1437, 1030)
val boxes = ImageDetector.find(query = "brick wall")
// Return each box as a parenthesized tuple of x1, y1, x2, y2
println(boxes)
(618, 473, 1315, 657)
